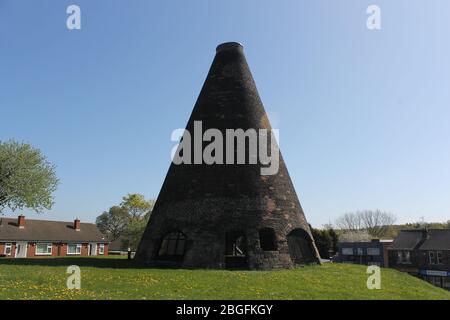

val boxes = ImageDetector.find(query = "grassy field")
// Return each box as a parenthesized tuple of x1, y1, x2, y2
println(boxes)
(0, 257, 449, 300)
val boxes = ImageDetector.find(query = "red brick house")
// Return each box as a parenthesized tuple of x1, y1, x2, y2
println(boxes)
(0, 215, 108, 258)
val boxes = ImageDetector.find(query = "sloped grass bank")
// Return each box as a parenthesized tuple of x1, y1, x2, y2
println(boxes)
(0, 257, 448, 300)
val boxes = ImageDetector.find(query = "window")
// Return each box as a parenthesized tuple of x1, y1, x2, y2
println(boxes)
(404, 251, 411, 263)
(4, 243, 12, 256)
(437, 251, 443, 264)
(397, 250, 411, 264)
(98, 244, 105, 255)
(356, 248, 364, 255)
(367, 248, 380, 256)
(36, 243, 52, 255)
(342, 248, 353, 255)
(67, 244, 82, 255)
(158, 231, 187, 260)
(429, 251, 443, 265)
(429, 251, 436, 264)
(258, 228, 277, 251)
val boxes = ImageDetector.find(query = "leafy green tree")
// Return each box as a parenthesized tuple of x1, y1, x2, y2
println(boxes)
(96, 194, 154, 249)
(0, 140, 58, 213)
(310, 225, 333, 259)
(122, 217, 150, 251)
(121, 194, 154, 250)
(96, 206, 129, 241)
(121, 194, 153, 220)
(328, 228, 339, 254)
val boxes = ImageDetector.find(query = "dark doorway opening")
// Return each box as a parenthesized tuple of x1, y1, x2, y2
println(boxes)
(225, 231, 248, 269)
(259, 228, 278, 251)
(287, 229, 315, 265)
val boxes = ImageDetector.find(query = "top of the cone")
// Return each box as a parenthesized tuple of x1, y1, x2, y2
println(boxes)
(216, 42, 243, 53)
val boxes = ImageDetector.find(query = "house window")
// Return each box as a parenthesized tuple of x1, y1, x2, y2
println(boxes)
(397, 250, 411, 264)
(36, 243, 52, 255)
(258, 228, 277, 251)
(342, 248, 353, 255)
(67, 244, 82, 255)
(429, 251, 443, 265)
(158, 231, 187, 260)
(429, 251, 436, 264)
(98, 244, 105, 255)
(437, 251, 443, 264)
(367, 248, 380, 256)
(403, 251, 411, 263)
(4, 243, 12, 256)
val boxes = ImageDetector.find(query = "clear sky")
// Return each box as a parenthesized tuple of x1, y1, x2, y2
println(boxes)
(1, 0, 449, 227)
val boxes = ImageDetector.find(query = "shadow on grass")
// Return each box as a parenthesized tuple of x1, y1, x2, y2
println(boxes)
(0, 257, 147, 269)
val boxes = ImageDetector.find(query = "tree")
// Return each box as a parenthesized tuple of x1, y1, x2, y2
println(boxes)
(96, 194, 155, 249)
(335, 212, 363, 231)
(95, 206, 129, 241)
(311, 228, 332, 259)
(328, 228, 339, 254)
(0, 140, 58, 213)
(122, 217, 150, 251)
(121, 194, 154, 250)
(335, 210, 396, 238)
(120, 194, 153, 220)
(360, 210, 396, 237)
(310, 225, 339, 259)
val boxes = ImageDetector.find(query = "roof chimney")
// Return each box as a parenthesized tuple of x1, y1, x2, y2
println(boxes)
(74, 218, 80, 231)
(18, 215, 25, 229)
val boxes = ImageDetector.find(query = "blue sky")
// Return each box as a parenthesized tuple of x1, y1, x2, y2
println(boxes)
(1, 0, 449, 226)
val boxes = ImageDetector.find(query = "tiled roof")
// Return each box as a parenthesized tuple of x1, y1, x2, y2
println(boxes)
(390, 229, 450, 251)
(0, 217, 107, 243)
(419, 229, 450, 251)
(389, 230, 425, 250)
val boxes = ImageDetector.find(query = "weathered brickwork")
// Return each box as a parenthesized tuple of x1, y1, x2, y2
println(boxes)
(135, 42, 321, 269)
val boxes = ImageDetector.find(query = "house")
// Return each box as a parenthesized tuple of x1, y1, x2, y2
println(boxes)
(334, 239, 393, 267)
(108, 236, 129, 255)
(0, 215, 108, 258)
(388, 229, 450, 290)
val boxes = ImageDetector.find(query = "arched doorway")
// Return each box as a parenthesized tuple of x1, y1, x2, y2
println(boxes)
(287, 229, 315, 264)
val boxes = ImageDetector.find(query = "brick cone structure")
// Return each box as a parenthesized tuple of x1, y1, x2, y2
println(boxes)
(135, 42, 321, 269)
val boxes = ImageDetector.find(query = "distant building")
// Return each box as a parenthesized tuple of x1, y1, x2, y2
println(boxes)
(388, 229, 450, 290)
(0, 215, 108, 258)
(108, 236, 129, 255)
(335, 239, 393, 267)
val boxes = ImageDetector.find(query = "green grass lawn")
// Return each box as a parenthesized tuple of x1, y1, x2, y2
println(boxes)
(0, 257, 449, 300)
